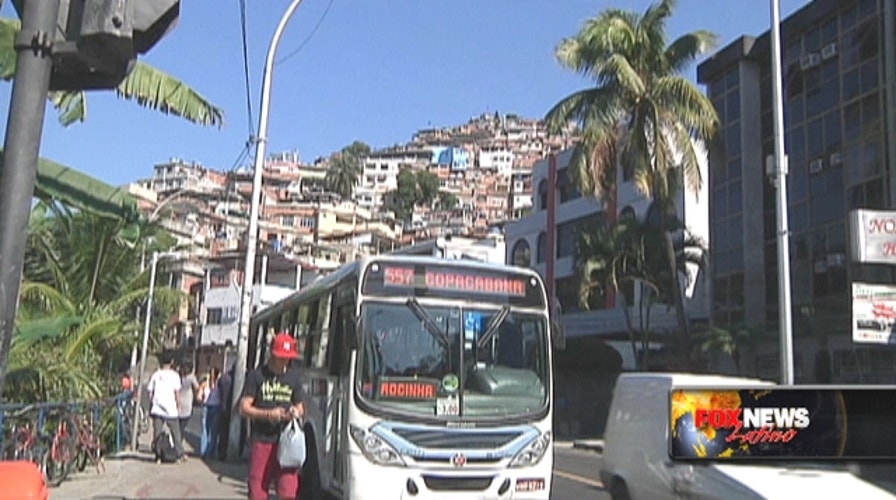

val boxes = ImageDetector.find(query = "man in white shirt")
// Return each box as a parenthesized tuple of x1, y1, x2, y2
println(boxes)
(147, 352, 184, 460)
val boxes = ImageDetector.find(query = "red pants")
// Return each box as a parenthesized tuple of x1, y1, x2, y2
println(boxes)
(247, 440, 301, 500)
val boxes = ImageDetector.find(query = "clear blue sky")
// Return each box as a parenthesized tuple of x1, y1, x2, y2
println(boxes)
(0, 0, 808, 187)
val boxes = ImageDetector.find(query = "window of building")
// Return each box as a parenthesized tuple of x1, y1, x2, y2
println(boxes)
(557, 169, 581, 203)
(281, 215, 295, 227)
(511, 239, 531, 267)
(538, 179, 548, 210)
(536, 232, 547, 263)
(207, 308, 223, 325)
(858, 51, 878, 90)
(557, 213, 604, 258)
(210, 269, 229, 288)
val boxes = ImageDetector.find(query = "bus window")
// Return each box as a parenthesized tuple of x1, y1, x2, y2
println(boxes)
(311, 294, 332, 369)
(328, 303, 354, 376)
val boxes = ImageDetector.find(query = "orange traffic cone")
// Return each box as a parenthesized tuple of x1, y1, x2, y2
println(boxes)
(0, 460, 48, 500)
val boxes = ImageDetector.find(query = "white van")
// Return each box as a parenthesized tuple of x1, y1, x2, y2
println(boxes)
(599, 373, 895, 500)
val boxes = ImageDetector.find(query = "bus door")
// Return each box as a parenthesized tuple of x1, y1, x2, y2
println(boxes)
(325, 290, 355, 491)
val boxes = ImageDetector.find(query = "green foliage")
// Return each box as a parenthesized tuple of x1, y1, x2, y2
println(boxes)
(544, 0, 719, 202)
(438, 193, 459, 211)
(416, 171, 440, 205)
(0, 17, 224, 128)
(325, 141, 371, 200)
(392, 168, 418, 222)
(6, 206, 184, 403)
(546, 0, 719, 365)
(391, 169, 446, 222)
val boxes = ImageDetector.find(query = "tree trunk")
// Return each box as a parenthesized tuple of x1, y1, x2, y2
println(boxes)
(663, 227, 690, 370)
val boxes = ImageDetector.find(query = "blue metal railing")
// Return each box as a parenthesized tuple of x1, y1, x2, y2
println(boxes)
(0, 392, 131, 456)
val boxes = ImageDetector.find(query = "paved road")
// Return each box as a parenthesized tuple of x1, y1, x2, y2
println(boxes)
(551, 445, 609, 500)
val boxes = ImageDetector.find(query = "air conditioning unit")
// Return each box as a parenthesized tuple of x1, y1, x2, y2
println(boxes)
(800, 53, 821, 70)
(827, 253, 846, 267)
(809, 158, 825, 174)
(829, 152, 842, 165)
(821, 42, 838, 60)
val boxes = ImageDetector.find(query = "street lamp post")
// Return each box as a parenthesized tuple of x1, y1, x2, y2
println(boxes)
(770, 0, 794, 385)
(229, 0, 305, 461)
(130, 250, 180, 451)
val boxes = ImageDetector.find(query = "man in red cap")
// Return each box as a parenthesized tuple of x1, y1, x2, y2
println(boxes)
(239, 332, 306, 500)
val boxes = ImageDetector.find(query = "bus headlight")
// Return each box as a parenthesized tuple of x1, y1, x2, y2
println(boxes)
(349, 424, 406, 467)
(509, 431, 551, 468)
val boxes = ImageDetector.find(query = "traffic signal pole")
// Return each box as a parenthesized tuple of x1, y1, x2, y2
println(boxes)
(0, 0, 61, 399)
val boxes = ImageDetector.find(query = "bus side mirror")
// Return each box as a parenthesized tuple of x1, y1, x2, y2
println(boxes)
(552, 320, 566, 350)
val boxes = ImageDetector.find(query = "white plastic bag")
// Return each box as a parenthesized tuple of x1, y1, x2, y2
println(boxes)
(277, 418, 307, 468)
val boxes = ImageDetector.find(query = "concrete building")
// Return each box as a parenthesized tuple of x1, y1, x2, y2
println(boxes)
(390, 234, 506, 264)
(505, 147, 711, 368)
(697, 0, 896, 382)
(356, 147, 432, 210)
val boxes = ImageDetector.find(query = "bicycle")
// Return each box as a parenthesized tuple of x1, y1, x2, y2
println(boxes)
(41, 406, 76, 487)
(71, 409, 105, 474)
(2, 404, 41, 463)
(118, 396, 149, 445)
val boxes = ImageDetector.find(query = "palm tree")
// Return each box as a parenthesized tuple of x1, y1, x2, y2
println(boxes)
(0, 17, 224, 128)
(578, 215, 708, 369)
(325, 142, 370, 200)
(545, 0, 719, 361)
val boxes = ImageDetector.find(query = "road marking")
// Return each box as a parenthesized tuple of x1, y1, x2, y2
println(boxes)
(554, 470, 604, 489)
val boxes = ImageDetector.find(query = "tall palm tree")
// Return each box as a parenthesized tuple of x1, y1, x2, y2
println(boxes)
(325, 142, 370, 200)
(545, 0, 719, 360)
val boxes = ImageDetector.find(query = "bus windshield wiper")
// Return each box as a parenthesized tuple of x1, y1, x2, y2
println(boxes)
(405, 298, 449, 349)
(476, 305, 511, 350)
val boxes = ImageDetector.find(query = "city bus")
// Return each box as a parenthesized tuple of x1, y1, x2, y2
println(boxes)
(248, 255, 562, 499)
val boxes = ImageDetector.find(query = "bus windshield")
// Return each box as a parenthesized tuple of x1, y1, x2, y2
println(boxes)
(356, 300, 549, 421)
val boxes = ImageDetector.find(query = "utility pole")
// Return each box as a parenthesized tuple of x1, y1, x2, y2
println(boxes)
(0, 0, 61, 399)
(770, 0, 795, 385)
(229, 0, 305, 461)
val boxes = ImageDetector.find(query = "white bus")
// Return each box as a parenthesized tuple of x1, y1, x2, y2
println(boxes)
(249, 255, 562, 499)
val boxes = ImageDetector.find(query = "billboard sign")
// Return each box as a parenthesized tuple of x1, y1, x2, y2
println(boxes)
(852, 282, 896, 344)
(849, 209, 896, 264)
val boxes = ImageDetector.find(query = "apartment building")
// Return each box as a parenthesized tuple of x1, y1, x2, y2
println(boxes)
(697, 0, 896, 382)
(505, 147, 710, 368)
(356, 147, 432, 210)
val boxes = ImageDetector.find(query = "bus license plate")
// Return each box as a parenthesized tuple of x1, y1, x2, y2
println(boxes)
(436, 397, 459, 416)
(515, 478, 545, 492)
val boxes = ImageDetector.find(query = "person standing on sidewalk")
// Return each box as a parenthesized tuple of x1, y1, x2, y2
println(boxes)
(216, 362, 235, 461)
(177, 361, 200, 455)
(201, 366, 221, 459)
(147, 352, 184, 461)
(239, 333, 306, 500)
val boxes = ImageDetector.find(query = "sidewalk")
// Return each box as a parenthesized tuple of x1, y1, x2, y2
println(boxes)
(51, 418, 248, 499)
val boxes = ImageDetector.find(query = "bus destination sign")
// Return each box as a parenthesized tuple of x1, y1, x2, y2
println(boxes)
(362, 262, 546, 307)
(382, 265, 527, 297)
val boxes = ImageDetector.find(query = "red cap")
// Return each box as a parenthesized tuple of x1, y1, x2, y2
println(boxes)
(271, 333, 300, 360)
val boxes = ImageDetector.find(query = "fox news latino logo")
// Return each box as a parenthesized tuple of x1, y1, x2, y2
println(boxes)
(695, 407, 811, 444)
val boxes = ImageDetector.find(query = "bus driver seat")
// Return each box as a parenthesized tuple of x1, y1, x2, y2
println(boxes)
(495, 321, 525, 369)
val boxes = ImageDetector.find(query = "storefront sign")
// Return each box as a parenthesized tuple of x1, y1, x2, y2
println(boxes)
(852, 282, 896, 345)
(849, 209, 896, 264)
